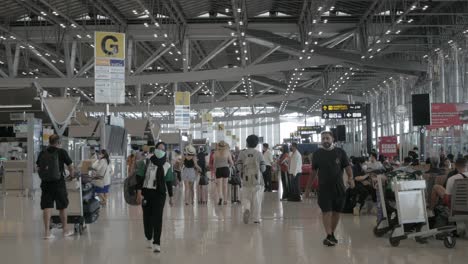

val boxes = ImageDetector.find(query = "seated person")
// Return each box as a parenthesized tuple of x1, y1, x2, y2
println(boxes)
(366, 152, 384, 172)
(395, 157, 415, 173)
(444, 157, 467, 187)
(352, 157, 376, 215)
(430, 158, 468, 210)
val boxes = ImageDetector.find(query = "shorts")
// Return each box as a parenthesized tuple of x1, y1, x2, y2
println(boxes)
(216, 167, 230, 179)
(318, 194, 345, 213)
(182, 168, 197, 182)
(94, 185, 110, 194)
(40, 183, 69, 210)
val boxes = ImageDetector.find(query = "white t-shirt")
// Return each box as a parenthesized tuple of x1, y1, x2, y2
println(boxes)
(263, 150, 274, 166)
(445, 171, 468, 195)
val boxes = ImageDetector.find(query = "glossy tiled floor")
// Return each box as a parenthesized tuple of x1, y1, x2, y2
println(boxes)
(0, 185, 467, 264)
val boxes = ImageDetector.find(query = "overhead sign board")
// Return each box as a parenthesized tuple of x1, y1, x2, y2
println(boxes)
(94, 31, 126, 104)
(321, 104, 364, 119)
(297, 126, 323, 136)
(174, 92, 191, 130)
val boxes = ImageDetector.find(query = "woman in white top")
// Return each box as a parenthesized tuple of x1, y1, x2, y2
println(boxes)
(91, 149, 112, 205)
(214, 141, 234, 205)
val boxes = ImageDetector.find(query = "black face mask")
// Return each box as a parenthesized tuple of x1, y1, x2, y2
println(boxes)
(322, 142, 332, 149)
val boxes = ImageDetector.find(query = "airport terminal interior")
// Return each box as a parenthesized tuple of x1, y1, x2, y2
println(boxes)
(1, 0, 468, 263)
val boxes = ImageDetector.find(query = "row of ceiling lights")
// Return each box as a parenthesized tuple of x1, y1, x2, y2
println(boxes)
(195, 81, 215, 96)
(242, 76, 253, 97)
(362, 76, 395, 96)
(307, 99, 323, 113)
(324, 68, 358, 96)
(362, 2, 429, 60)
(421, 30, 468, 60)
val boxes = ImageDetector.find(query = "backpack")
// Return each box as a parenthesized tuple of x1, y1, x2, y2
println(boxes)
(123, 171, 139, 206)
(242, 151, 260, 187)
(38, 149, 61, 182)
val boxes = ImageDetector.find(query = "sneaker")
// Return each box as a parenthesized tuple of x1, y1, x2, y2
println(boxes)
(353, 204, 361, 216)
(63, 230, 74, 237)
(153, 244, 161, 253)
(330, 234, 338, 244)
(43, 233, 55, 240)
(147, 240, 153, 249)
(243, 209, 250, 224)
(254, 220, 261, 224)
(323, 236, 336, 247)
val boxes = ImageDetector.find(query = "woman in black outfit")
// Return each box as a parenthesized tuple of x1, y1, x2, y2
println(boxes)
(136, 142, 173, 253)
(351, 157, 376, 215)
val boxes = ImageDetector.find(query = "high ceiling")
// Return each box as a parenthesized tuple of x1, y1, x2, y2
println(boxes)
(0, 0, 467, 120)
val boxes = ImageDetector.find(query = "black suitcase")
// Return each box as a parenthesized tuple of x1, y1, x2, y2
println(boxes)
(82, 183, 94, 201)
(83, 198, 100, 224)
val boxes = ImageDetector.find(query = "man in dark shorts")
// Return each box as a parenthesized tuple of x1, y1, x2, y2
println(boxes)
(37, 134, 74, 239)
(311, 131, 354, 246)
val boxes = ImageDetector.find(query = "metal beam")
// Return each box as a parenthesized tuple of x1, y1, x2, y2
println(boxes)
(192, 38, 236, 71)
(75, 58, 94, 78)
(217, 81, 243, 101)
(0, 68, 9, 78)
(83, 94, 304, 112)
(12, 44, 20, 78)
(133, 46, 172, 75)
(33, 52, 66, 78)
(251, 46, 281, 65)
(190, 83, 207, 96)
(0, 58, 370, 88)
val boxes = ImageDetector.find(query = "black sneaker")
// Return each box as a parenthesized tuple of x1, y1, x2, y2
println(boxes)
(323, 237, 336, 247)
(330, 234, 338, 244)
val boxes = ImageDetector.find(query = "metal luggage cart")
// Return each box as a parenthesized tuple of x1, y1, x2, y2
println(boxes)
(449, 178, 468, 237)
(389, 179, 457, 248)
(374, 174, 392, 237)
(50, 177, 86, 235)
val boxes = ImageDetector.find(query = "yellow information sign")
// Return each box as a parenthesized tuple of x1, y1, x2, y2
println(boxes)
(175, 92, 191, 106)
(217, 123, 225, 131)
(95, 32, 126, 59)
(226, 130, 232, 136)
(323, 104, 349, 111)
(202, 113, 213, 125)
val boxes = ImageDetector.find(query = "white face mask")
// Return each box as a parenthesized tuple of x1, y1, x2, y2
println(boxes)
(361, 165, 368, 171)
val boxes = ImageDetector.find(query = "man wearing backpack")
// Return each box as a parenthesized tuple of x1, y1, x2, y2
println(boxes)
(37, 134, 74, 239)
(236, 135, 266, 224)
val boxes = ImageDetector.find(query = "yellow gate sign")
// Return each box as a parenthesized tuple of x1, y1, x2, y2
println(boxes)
(95, 32, 125, 59)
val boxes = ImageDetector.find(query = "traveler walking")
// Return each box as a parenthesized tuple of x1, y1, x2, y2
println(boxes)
(236, 135, 266, 224)
(311, 131, 354, 246)
(136, 142, 174, 253)
(214, 141, 234, 205)
(182, 145, 201, 205)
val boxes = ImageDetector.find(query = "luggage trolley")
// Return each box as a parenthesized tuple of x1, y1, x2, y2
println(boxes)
(373, 170, 422, 237)
(50, 177, 86, 235)
(449, 178, 468, 237)
(389, 179, 457, 248)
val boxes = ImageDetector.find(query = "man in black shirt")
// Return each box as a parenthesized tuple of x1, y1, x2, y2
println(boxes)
(311, 131, 354, 246)
(37, 134, 74, 239)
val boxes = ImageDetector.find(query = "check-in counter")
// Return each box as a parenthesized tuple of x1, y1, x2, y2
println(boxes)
(2, 160, 28, 193)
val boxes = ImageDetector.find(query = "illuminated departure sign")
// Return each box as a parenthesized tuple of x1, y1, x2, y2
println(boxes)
(297, 126, 323, 136)
(321, 104, 364, 119)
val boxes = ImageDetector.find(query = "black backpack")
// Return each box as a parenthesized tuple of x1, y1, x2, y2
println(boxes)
(38, 150, 61, 182)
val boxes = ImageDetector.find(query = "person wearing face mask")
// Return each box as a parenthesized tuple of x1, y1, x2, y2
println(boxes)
(311, 131, 354, 247)
(91, 149, 112, 206)
(135, 142, 174, 253)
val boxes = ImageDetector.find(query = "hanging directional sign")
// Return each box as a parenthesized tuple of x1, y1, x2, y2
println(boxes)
(297, 126, 323, 136)
(321, 104, 364, 119)
(174, 91, 191, 129)
(94, 31, 125, 104)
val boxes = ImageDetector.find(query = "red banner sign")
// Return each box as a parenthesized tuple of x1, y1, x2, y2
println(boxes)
(379, 136, 398, 157)
(428, 103, 468, 129)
